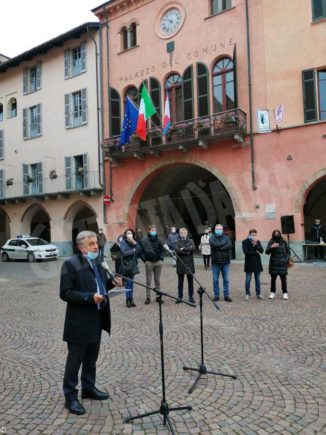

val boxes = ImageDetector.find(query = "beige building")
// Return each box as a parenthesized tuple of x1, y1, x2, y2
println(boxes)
(0, 23, 105, 255)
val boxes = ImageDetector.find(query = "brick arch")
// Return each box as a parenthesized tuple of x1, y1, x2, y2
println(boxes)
(121, 156, 242, 223)
(294, 169, 326, 214)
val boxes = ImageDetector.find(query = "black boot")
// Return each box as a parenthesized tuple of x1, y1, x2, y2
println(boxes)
(126, 298, 131, 308)
(130, 299, 136, 307)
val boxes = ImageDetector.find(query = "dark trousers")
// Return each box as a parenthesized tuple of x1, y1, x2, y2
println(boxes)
(178, 274, 194, 299)
(63, 341, 100, 399)
(270, 274, 287, 294)
(203, 255, 210, 268)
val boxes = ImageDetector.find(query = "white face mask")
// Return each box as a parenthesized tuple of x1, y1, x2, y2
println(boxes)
(126, 233, 133, 240)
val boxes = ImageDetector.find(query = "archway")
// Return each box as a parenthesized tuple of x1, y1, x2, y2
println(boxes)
(21, 204, 51, 242)
(0, 208, 10, 245)
(303, 176, 326, 240)
(136, 164, 236, 254)
(69, 203, 99, 252)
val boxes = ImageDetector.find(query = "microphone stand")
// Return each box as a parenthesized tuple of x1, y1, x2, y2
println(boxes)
(111, 271, 194, 435)
(166, 248, 237, 394)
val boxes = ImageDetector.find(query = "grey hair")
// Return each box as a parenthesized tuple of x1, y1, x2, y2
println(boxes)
(76, 230, 97, 246)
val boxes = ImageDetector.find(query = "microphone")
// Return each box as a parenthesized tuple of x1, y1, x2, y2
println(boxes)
(163, 244, 175, 256)
(101, 261, 116, 279)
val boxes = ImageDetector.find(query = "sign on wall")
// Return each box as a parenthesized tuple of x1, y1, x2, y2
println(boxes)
(256, 109, 271, 133)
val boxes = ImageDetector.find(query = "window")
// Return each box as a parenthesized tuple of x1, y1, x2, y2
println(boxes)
(23, 104, 42, 139)
(212, 57, 235, 112)
(183, 66, 194, 120)
(125, 86, 139, 105)
(64, 89, 87, 128)
(197, 63, 210, 117)
(22, 163, 43, 195)
(165, 74, 183, 122)
(121, 22, 137, 51)
(64, 42, 86, 78)
(211, 0, 232, 15)
(23, 62, 42, 95)
(150, 78, 161, 126)
(0, 170, 3, 198)
(65, 154, 88, 190)
(302, 69, 326, 122)
(109, 88, 121, 136)
(0, 130, 3, 159)
(7, 97, 17, 118)
(0, 103, 3, 121)
(312, 0, 326, 20)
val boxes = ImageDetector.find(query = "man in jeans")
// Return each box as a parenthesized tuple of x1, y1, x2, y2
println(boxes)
(209, 224, 232, 302)
(139, 225, 164, 304)
(242, 229, 264, 300)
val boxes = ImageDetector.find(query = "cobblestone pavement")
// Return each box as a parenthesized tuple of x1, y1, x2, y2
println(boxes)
(0, 258, 325, 435)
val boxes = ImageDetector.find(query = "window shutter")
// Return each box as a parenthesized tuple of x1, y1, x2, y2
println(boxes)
(36, 162, 43, 193)
(197, 63, 209, 117)
(64, 49, 70, 79)
(36, 62, 42, 90)
(64, 94, 70, 128)
(183, 65, 194, 120)
(36, 104, 42, 136)
(23, 164, 29, 195)
(82, 153, 88, 188)
(0, 130, 3, 159)
(0, 169, 3, 198)
(23, 68, 28, 95)
(81, 42, 87, 72)
(23, 108, 28, 139)
(81, 88, 87, 124)
(302, 69, 317, 123)
(232, 44, 238, 108)
(65, 156, 72, 190)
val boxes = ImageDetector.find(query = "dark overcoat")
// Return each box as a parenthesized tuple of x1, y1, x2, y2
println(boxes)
(174, 238, 195, 275)
(209, 233, 232, 265)
(242, 238, 263, 273)
(265, 239, 290, 276)
(60, 253, 115, 343)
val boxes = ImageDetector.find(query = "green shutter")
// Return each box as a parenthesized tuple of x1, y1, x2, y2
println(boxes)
(197, 63, 210, 117)
(65, 157, 72, 190)
(64, 94, 70, 128)
(302, 69, 317, 123)
(23, 68, 28, 95)
(183, 65, 194, 120)
(81, 42, 87, 72)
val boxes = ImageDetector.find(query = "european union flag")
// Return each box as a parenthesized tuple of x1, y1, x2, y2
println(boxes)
(120, 97, 139, 146)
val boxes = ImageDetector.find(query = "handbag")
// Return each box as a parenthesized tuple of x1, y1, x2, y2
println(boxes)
(120, 254, 138, 275)
(110, 242, 122, 260)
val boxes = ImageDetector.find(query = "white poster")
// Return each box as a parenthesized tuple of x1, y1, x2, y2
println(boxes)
(256, 109, 271, 133)
(274, 104, 284, 124)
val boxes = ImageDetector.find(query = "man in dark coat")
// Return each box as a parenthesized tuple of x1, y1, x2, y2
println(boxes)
(60, 230, 122, 415)
(209, 224, 233, 302)
(242, 229, 264, 300)
(311, 219, 325, 259)
(265, 229, 290, 300)
(139, 224, 164, 304)
(174, 227, 196, 304)
(97, 228, 107, 261)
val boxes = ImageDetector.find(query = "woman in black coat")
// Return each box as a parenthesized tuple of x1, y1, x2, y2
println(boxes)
(118, 228, 141, 308)
(265, 229, 290, 300)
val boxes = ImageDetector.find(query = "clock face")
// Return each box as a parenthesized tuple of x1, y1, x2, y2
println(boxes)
(160, 8, 182, 35)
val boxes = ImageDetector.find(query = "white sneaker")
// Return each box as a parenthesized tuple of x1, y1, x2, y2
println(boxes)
(283, 293, 288, 300)
(244, 294, 250, 301)
(269, 293, 275, 299)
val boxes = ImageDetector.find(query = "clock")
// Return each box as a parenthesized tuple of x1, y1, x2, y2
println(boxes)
(156, 6, 185, 38)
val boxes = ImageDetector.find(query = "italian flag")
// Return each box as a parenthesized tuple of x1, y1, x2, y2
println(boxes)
(136, 85, 156, 141)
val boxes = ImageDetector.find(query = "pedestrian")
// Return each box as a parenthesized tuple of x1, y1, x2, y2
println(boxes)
(139, 224, 164, 304)
(265, 229, 290, 300)
(97, 228, 107, 261)
(242, 229, 264, 300)
(311, 218, 325, 259)
(118, 228, 141, 308)
(209, 224, 233, 302)
(200, 228, 211, 269)
(174, 227, 196, 304)
(60, 230, 122, 415)
(167, 225, 180, 267)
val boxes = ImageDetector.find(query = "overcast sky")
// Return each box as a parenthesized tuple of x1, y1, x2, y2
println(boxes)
(1, 0, 102, 58)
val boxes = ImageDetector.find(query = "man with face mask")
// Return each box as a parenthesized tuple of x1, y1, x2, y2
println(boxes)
(209, 224, 233, 302)
(174, 227, 196, 304)
(242, 229, 264, 300)
(60, 231, 122, 415)
(139, 224, 164, 304)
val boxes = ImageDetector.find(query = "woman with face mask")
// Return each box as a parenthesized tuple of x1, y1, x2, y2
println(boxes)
(265, 229, 290, 300)
(200, 228, 212, 269)
(118, 229, 142, 308)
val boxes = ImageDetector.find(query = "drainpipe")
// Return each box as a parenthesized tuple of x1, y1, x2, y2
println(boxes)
(86, 25, 103, 190)
(245, 0, 257, 191)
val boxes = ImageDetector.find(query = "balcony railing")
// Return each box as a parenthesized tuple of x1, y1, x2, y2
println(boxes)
(103, 109, 247, 162)
(0, 171, 102, 204)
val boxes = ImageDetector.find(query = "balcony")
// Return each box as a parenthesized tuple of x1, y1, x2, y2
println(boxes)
(103, 109, 247, 163)
(0, 171, 103, 204)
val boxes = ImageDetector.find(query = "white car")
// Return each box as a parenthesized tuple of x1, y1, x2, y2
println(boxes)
(1, 236, 59, 262)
